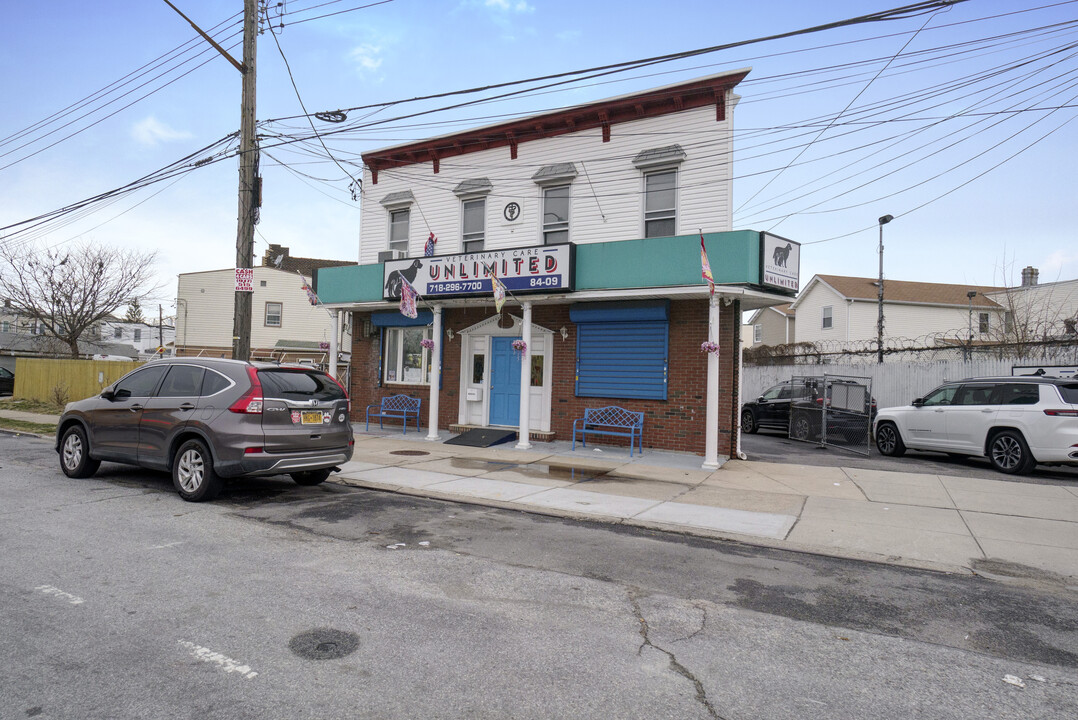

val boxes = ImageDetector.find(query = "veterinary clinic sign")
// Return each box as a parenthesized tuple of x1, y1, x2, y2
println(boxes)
(382, 244, 574, 299)
(760, 233, 800, 293)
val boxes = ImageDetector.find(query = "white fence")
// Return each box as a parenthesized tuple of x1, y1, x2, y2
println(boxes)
(741, 359, 1053, 410)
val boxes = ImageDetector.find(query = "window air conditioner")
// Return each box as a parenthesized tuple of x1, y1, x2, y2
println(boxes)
(377, 250, 407, 262)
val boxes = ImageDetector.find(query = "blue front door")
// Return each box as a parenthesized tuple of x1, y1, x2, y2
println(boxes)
(489, 337, 521, 426)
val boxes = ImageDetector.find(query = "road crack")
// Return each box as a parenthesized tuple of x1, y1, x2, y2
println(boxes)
(628, 589, 726, 720)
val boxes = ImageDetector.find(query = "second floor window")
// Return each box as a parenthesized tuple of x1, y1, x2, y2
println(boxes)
(266, 302, 282, 327)
(754, 324, 762, 343)
(134, 329, 142, 342)
(542, 185, 570, 245)
(822, 306, 833, 330)
(644, 170, 676, 238)
(389, 209, 410, 252)
(978, 312, 990, 333)
(114, 327, 123, 339)
(462, 198, 485, 253)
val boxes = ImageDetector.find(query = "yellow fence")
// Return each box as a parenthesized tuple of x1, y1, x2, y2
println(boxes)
(13, 358, 143, 404)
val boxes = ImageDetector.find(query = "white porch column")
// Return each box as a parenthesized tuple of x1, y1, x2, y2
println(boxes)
(329, 309, 340, 380)
(426, 306, 442, 441)
(703, 294, 720, 469)
(516, 302, 533, 449)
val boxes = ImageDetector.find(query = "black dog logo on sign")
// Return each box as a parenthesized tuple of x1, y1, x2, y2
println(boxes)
(385, 259, 423, 298)
(773, 242, 793, 268)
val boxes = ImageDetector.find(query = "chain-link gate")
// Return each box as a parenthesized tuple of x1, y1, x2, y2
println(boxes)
(787, 374, 874, 456)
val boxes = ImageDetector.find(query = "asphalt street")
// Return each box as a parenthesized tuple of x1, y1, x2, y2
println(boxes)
(2, 433, 1076, 719)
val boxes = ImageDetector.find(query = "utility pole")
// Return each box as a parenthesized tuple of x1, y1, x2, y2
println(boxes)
(876, 214, 893, 364)
(232, 0, 259, 361)
(162, 0, 258, 360)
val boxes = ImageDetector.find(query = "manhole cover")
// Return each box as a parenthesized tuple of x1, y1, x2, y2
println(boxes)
(389, 450, 430, 456)
(288, 629, 359, 660)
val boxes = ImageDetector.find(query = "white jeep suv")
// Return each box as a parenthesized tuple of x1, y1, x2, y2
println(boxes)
(873, 376, 1078, 475)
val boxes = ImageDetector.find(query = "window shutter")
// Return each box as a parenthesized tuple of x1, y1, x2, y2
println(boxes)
(575, 321, 668, 400)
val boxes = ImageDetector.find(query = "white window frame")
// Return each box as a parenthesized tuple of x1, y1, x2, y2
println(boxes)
(384, 326, 433, 385)
(753, 324, 762, 343)
(133, 328, 142, 342)
(461, 197, 485, 253)
(822, 306, 833, 330)
(978, 312, 990, 334)
(541, 185, 570, 245)
(113, 326, 123, 339)
(389, 208, 410, 253)
(265, 302, 283, 328)
(642, 168, 677, 239)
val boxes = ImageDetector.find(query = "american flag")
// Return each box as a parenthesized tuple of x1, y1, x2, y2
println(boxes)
(399, 277, 418, 319)
(424, 232, 437, 257)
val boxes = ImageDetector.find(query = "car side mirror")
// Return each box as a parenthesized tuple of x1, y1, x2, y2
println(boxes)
(757, 396, 766, 403)
(100, 388, 115, 400)
(912, 398, 924, 407)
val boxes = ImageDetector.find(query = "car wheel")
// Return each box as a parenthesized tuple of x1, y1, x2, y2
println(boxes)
(291, 469, 332, 486)
(741, 409, 758, 434)
(988, 430, 1036, 475)
(875, 422, 906, 457)
(792, 414, 811, 441)
(172, 439, 222, 502)
(59, 425, 101, 479)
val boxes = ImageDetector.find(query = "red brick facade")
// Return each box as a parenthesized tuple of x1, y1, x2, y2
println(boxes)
(348, 299, 741, 457)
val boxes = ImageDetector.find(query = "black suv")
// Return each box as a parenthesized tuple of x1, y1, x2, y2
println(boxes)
(55, 358, 353, 501)
(741, 380, 815, 434)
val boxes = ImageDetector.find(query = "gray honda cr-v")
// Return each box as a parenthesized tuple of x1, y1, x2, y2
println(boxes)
(55, 358, 353, 501)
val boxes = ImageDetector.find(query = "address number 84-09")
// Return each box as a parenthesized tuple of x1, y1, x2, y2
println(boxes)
(529, 277, 561, 287)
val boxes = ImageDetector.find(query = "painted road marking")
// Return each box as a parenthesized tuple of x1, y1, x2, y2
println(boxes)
(178, 641, 259, 679)
(148, 542, 184, 549)
(35, 585, 84, 605)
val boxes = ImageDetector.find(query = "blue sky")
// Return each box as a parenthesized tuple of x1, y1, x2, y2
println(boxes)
(1, 0, 1076, 316)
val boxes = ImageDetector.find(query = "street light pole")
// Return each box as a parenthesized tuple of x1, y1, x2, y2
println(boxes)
(877, 214, 893, 364)
(967, 290, 977, 362)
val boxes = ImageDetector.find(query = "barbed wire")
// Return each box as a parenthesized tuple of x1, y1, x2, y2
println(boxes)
(746, 333, 1078, 365)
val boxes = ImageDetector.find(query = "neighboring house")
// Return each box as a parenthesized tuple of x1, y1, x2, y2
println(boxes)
(315, 71, 797, 461)
(790, 274, 1005, 347)
(99, 318, 176, 358)
(746, 303, 795, 347)
(1, 303, 140, 362)
(175, 265, 351, 364)
(983, 267, 1078, 341)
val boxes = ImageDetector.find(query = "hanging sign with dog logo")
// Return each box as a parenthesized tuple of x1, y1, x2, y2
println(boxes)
(760, 232, 800, 293)
(382, 243, 574, 299)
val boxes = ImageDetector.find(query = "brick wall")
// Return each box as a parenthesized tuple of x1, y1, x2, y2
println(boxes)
(349, 299, 740, 456)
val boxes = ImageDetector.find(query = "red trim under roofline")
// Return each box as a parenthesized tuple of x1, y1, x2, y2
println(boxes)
(363, 71, 749, 181)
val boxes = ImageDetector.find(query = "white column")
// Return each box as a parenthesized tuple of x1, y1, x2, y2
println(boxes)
(516, 302, 533, 449)
(329, 309, 340, 380)
(703, 294, 720, 469)
(426, 306, 442, 441)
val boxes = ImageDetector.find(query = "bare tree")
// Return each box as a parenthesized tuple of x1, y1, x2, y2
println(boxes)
(0, 241, 160, 358)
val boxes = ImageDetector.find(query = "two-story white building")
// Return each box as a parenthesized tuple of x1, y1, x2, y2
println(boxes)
(316, 71, 798, 464)
(99, 319, 175, 358)
(746, 303, 795, 347)
(790, 274, 1005, 348)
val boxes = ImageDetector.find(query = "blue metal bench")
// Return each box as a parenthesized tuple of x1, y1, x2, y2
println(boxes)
(365, 394, 422, 434)
(572, 406, 645, 457)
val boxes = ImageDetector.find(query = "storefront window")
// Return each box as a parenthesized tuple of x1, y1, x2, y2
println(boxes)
(384, 326, 431, 384)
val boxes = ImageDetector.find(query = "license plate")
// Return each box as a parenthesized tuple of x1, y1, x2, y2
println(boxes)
(300, 411, 324, 425)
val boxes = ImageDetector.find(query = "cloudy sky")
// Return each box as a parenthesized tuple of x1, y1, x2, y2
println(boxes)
(1, 0, 1076, 317)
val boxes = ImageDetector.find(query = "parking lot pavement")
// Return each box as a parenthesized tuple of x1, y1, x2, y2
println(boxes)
(740, 428, 1078, 487)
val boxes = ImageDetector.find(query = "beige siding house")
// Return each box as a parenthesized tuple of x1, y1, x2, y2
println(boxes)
(746, 303, 794, 347)
(175, 266, 349, 363)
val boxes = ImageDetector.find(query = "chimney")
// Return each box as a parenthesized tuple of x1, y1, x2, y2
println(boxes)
(1020, 266, 1039, 287)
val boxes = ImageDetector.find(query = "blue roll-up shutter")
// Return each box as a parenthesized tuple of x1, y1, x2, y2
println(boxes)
(575, 321, 668, 400)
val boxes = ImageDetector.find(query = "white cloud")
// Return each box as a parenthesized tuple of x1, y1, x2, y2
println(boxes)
(1041, 249, 1078, 279)
(132, 117, 192, 147)
(485, 0, 534, 11)
(349, 44, 383, 74)
(556, 29, 581, 42)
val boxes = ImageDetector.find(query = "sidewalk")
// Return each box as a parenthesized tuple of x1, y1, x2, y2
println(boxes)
(343, 430, 1078, 585)
(6, 408, 1076, 584)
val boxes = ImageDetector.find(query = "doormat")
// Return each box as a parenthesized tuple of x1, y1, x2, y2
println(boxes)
(444, 428, 517, 448)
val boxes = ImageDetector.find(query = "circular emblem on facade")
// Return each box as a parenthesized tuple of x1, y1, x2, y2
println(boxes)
(503, 202, 521, 222)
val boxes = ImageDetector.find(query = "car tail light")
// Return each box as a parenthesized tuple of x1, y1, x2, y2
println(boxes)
(229, 366, 264, 414)
(1044, 409, 1078, 417)
(244, 447, 264, 454)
